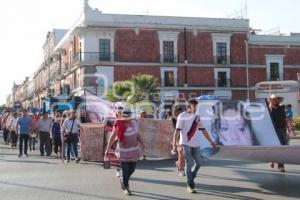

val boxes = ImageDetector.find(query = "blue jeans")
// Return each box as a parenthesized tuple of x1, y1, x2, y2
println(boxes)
(67, 134, 79, 160)
(183, 145, 204, 186)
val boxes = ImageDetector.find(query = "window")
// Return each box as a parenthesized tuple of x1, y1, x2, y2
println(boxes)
(99, 39, 111, 61)
(212, 33, 232, 65)
(217, 71, 228, 87)
(270, 63, 280, 81)
(164, 71, 175, 87)
(163, 41, 175, 63)
(266, 55, 284, 81)
(214, 68, 230, 88)
(69, 49, 73, 68)
(161, 67, 177, 87)
(216, 42, 227, 64)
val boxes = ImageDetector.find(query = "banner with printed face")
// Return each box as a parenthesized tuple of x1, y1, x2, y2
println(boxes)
(84, 90, 115, 123)
(197, 100, 281, 149)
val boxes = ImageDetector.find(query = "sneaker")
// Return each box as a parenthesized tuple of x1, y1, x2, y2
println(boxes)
(124, 188, 132, 195)
(25, 154, 29, 157)
(67, 159, 70, 163)
(116, 170, 122, 178)
(18, 154, 22, 158)
(187, 185, 196, 194)
(179, 171, 186, 176)
(278, 167, 285, 173)
(190, 181, 195, 189)
(270, 163, 275, 169)
(76, 157, 81, 163)
(119, 178, 125, 190)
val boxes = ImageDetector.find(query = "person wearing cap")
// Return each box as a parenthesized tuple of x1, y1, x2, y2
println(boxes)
(38, 111, 53, 156)
(105, 107, 145, 195)
(269, 94, 288, 172)
(16, 109, 32, 157)
(61, 110, 81, 163)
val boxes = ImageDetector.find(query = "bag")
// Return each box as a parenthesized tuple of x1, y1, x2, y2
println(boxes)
(64, 119, 75, 143)
(64, 134, 71, 143)
(103, 155, 111, 169)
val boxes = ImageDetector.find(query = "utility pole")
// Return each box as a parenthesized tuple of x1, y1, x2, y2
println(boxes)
(245, 39, 250, 101)
(184, 27, 188, 87)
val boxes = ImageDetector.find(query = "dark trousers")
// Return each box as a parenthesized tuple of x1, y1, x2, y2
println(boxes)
(29, 137, 37, 151)
(10, 130, 18, 147)
(67, 134, 79, 160)
(53, 136, 62, 154)
(19, 134, 29, 155)
(50, 138, 53, 153)
(277, 128, 288, 168)
(39, 132, 51, 155)
(121, 162, 137, 188)
(3, 128, 9, 144)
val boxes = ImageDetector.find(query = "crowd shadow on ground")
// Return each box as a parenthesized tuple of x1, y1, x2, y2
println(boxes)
(132, 177, 269, 200)
(0, 180, 122, 200)
(134, 159, 300, 199)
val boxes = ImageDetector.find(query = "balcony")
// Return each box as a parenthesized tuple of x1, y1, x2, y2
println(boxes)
(75, 52, 114, 63)
(161, 53, 178, 64)
(214, 56, 230, 65)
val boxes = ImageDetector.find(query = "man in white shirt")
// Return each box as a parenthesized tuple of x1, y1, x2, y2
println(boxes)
(8, 112, 18, 148)
(38, 112, 53, 156)
(61, 110, 81, 163)
(172, 99, 216, 194)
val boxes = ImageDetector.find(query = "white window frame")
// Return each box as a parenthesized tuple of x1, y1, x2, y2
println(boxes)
(265, 55, 284, 81)
(158, 31, 179, 63)
(97, 32, 115, 55)
(160, 67, 178, 87)
(211, 33, 232, 64)
(214, 68, 230, 87)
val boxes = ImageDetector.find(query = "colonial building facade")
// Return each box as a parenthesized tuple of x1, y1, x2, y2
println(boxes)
(8, 0, 300, 109)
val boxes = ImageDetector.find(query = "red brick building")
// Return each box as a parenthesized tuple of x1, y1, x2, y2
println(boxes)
(30, 0, 300, 108)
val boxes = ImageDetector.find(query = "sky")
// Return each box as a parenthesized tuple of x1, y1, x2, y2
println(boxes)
(0, 0, 299, 105)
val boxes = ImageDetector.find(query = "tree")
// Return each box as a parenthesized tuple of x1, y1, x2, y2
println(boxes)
(106, 74, 159, 104)
(106, 81, 133, 103)
(129, 74, 159, 103)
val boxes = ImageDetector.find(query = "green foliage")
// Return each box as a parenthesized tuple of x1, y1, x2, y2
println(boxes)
(294, 117, 300, 131)
(106, 74, 159, 104)
(0, 104, 7, 114)
(295, 122, 300, 131)
(106, 81, 133, 103)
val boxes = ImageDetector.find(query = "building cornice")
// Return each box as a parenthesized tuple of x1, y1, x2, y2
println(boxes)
(249, 35, 300, 46)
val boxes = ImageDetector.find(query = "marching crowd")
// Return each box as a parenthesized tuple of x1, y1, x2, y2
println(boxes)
(0, 109, 81, 163)
(0, 94, 295, 196)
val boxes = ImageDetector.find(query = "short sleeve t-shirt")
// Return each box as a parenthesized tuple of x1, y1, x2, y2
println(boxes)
(176, 111, 202, 147)
(18, 117, 32, 135)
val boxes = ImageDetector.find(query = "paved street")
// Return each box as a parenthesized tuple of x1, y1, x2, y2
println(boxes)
(0, 134, 300, 200)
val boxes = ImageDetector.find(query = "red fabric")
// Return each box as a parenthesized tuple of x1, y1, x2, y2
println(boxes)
(187, 117, 200, 141)
(114, 120, 127, 143)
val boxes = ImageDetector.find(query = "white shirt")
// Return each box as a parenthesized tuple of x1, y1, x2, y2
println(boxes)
(8, 117, 18, 131)
(176, 111, 202, 147)
(38, 118, 53, 132)
(61, 118, 80, 134)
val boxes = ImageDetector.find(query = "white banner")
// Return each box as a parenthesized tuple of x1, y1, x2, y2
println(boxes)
(84, 90, 115, 122)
